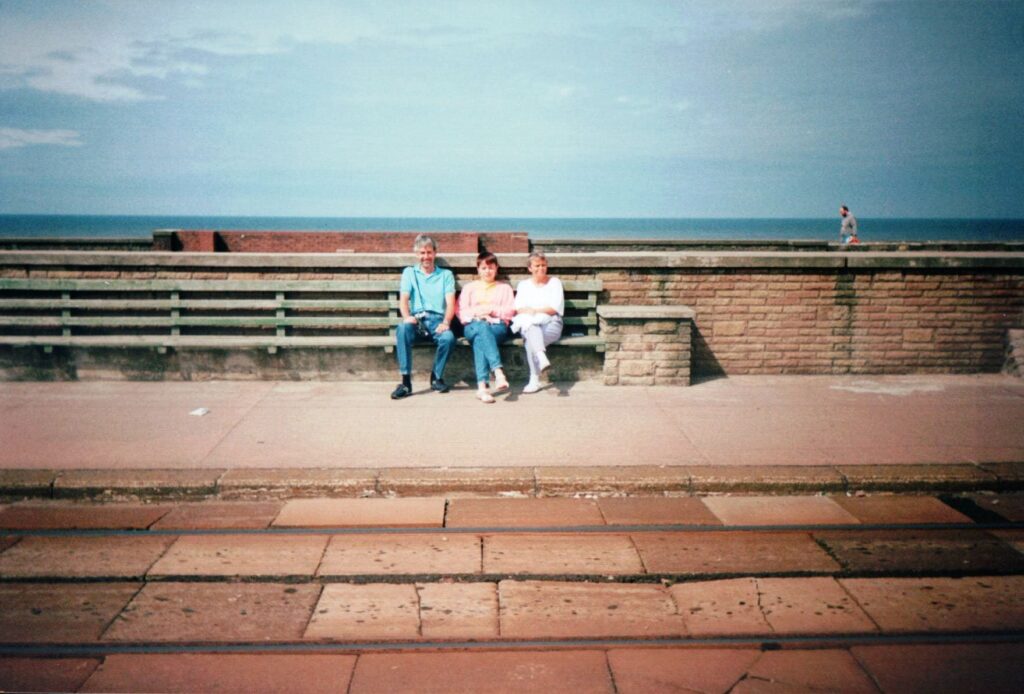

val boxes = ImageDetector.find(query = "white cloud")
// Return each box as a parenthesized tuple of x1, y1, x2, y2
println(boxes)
(0, 128, 82, 150)
(0, 2, 377, 102)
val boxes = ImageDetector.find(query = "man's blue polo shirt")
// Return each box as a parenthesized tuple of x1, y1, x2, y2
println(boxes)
(400, 265, 455, 315)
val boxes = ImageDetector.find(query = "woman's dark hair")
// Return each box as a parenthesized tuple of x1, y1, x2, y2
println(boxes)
(476, 252, 499, 268)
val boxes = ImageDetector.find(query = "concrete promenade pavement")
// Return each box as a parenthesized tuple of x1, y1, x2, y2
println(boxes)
(2, 374, 1023, 473)
(2, 373, 1024, 691)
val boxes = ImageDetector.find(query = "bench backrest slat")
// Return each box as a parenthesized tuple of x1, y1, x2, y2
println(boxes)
(1, 275, 603, 342)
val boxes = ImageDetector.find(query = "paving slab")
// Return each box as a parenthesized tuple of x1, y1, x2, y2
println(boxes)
(831, 494, 973, 524)
(0, 657, 101, 693)
(218, 468, 378, 499)
(499, 580, 685, 639)
(195, 406, 361, 468)
(146, 535, 328, 578)
(317, 533, 481, 576)
(632, 531, 840, 574)
(79, 654, 357, 694)
(378, 467, 535, 496)
(0, 582, 141, 643)
(535, 466, 690, 495)
(840, 575, 1024, 633)
(668, 578, 771, 636)
(991, 529, 1024, 554)
(701, 495, 860, 526)
(756, 577, 878, 635)
(851, 643, 1024, 694)
(978, 462, 1024, 484)
(814, 529, 1024, 574)
(0, 502, 171, 529)
(686, 466, 846, 492)
(348, 651, 613, 694)
(0, 469, 56, 497)
(966, 492, 1024, 521)
(273, 497, 445, 528)
(150, 501, 284, 529)
(304, 583, 420, 641)
(743, 649, 879, 694)
(103, 582, 320, 642)
(597, 497, 723, 526)
(483, 533, 644, 575)
(446, 498, 605, 527)
(0, 392, 253, 468)
(607, 647, 760, 694)
(839, 464, 997, 491)
(0, 535, 175, 578)
(54, 469, 224, 498)
(417, 582, 499, 640)
(3, 377, 1022, 473)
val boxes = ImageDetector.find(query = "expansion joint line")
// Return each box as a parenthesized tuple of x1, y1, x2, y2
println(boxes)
(837, 577, 883, 633)
(413, 584, 424, 638)
(753, 578, 776, 635)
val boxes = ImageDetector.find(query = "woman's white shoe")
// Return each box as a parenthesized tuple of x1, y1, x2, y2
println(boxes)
(522, 380, 540, 394)
(477, 389, 496, 403)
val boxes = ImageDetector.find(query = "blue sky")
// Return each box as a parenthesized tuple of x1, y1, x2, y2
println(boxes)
(1, 0, 1022, 218)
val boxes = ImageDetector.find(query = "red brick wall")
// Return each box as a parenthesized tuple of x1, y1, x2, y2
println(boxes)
(167, 231, 528, 254)
(4, 258, 1021, 376)
(593, 269, 1024, 375)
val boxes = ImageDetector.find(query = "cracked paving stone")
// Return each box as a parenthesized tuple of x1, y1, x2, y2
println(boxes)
(814, 529, 1024, 574)
(102, 583, 321, 642)
(0, 583, 141, 643)
(304, 584, 420, 642)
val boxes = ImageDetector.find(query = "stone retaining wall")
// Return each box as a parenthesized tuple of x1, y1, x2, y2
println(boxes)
(2, 250, 1022, 379)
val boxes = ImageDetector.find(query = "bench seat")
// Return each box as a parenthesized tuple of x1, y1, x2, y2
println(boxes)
(0, 276, 606, 354)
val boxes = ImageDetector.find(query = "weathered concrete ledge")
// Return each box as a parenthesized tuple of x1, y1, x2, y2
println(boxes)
(1, 463, 1020, 501)
(597, 305, 696, 320)
(3, 249, 1023, 270)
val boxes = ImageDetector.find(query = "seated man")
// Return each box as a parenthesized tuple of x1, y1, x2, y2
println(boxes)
(391, 234, 456, 399)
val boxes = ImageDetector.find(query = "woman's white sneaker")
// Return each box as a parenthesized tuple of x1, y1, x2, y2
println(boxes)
(522, 380, 541, 394)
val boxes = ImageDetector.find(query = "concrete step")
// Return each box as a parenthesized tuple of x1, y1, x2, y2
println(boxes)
(2, 494, 1022, 691)
(1, 576, 1023, 645)
(5, 643, 1024, 693)
(3, 463, 1024, 501)
(3, 492, 1023, 530)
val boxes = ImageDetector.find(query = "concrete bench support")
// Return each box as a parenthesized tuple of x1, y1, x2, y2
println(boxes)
(598, 305, 695, 386)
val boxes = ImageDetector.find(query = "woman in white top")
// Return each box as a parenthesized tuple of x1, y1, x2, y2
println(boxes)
(512, 251, 564, 393)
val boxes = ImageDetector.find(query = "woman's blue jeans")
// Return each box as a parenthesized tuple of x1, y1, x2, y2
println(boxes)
(463, 320, 510, 383)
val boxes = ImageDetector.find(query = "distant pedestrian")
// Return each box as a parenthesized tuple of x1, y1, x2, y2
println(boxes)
(390, 234, 456, 399)
(839, 205, 859, 244)
(511, 251, 564, 393)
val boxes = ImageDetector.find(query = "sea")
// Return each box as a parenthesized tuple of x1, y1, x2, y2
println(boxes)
(1, 215, 1023, 243)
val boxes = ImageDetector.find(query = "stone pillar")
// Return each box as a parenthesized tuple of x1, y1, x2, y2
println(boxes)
(597, 305, 695, 386)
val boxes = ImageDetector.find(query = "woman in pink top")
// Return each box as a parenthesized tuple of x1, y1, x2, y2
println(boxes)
(457, 252, 515, 403)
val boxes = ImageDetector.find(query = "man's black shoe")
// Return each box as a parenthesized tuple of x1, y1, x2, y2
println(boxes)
(430, 377, 450, 393)
(390, 383, 412, 400)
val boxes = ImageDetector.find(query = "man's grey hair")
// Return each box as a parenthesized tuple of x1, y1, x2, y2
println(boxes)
(528, 250, 547, 263)
(413, 234, 437, 252)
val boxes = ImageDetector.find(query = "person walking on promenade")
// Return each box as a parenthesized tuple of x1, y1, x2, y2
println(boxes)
(839, 204, 859, 244)
(458, 252, 515, 403)
(511, 250, 564, 394)
(390, 234, 456, 399)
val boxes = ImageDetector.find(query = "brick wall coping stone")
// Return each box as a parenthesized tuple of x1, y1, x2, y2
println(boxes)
(3, 250, 1023, 270)
(597, 305, 696, 320)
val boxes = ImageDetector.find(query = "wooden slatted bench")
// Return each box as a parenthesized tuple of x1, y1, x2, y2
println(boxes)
(0, 277, 605, 354)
